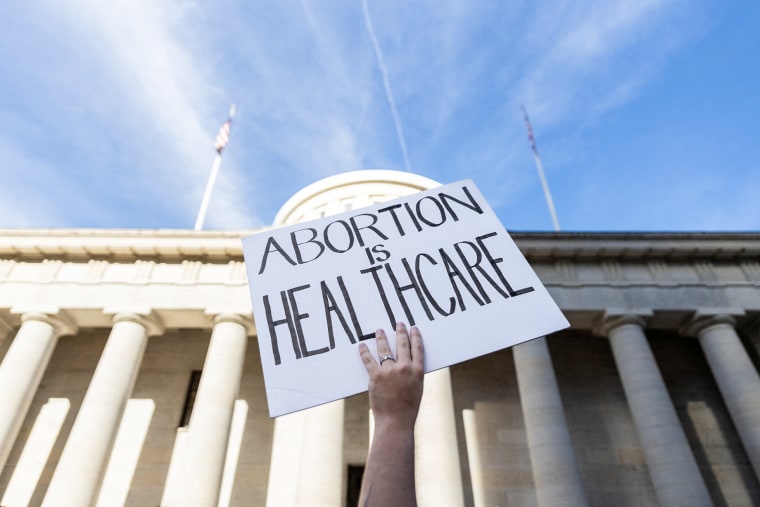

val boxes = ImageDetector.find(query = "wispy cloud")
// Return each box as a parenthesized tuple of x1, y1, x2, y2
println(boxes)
(0, 0, 262, 228)
(516, 0, 682, 123)
(50, 0, 246, 223)
(361, 0, 412, 172)
(0, 0, 751, 231)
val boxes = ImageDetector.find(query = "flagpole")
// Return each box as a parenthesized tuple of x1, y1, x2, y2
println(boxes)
(521, 105, 561, 232)
(194, 104, 236, 231)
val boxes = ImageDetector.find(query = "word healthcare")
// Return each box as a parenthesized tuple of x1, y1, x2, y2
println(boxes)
(243, 179, 569, 417)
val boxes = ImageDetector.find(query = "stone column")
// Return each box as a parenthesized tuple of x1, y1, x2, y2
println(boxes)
(513, 337, 587, 507)
(173, 314, 251, 507)
(462, 409, 487, 507)
(415, 367, 465, 507)
(598, 315, 711, 507)
(0, 311, 76, 472)
(294, 400, 345, 507)
(685, 314, 760, 480)
(42, 312, 162, 507)
(265, 412, 306, 507)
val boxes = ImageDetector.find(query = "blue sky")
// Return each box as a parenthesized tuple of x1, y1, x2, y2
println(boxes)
(1, 0, 758, 231)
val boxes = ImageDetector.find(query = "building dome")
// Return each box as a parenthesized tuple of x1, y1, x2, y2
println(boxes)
(273, 169, 440, 226)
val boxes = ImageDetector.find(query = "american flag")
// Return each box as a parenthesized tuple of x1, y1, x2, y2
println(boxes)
(214, 120, 231, 154)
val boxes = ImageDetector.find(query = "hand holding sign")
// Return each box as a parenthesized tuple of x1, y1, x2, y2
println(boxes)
(359, 323, 424, 430)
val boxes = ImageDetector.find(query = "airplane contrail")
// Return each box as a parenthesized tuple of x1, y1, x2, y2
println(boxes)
(361, 0, 412, 172)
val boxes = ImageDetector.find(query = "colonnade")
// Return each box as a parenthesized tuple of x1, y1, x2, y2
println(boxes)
(1, 310, 760, 506)
(42, 312, 163, 506)
(594, 312, 760, 507)
(0, 310, 254, 507)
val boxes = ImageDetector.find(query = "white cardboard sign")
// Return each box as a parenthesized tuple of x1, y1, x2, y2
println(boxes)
(242, 180, 568, 417)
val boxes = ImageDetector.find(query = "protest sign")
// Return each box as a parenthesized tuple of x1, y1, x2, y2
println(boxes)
(242, 179, 568, 417)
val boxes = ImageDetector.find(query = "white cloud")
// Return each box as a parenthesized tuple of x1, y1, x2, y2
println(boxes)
(516, 0, 681, 123)
(51, 0, 222, 194)
(0, 0, 260, 227)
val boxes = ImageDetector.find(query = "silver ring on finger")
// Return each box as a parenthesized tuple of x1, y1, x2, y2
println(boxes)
(379, 353, 395, 365)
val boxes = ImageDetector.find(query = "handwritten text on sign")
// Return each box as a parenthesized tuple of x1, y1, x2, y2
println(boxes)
(243, 180, 568, 417)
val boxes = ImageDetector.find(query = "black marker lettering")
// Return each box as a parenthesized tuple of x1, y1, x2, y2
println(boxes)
(320, 280, 355, 349)
(360, 264, 396, 327)
(415, 253, 456, 316)
(439, 186, 483, 220)
(403, 202, 423, 232)
(258, 237, 297, 275)
(349, 213, 389, 246)
(476, 232, 535, 296)
(376, 204, 406, 236)
(291, 228, 325, 265)
(415, 196, 447, 227)
(323, 220, 354, 253)
(287, 284, 327, 357)
(439, 248, 485, 310)
(384, 257, 435, 325)
(338, 276, 375, 341)
(371, 244, 391, 263)
(263, 290, 301, 365)
(454, 240, 509, 302)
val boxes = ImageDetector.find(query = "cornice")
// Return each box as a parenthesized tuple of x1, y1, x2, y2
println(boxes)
(0, 229, 267, 263)
(0, 229, 759, 263)
(511, 232, 760, 262)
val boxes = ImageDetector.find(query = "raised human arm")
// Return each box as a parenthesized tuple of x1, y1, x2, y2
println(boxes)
(358, 323, 424, 507)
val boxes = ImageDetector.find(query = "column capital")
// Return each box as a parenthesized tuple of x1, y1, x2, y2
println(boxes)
(210, 313, 256, 336)
(15, 309, 78, 337)
(681, 312, 741, 337)
(593, 309, 651, 337)
(109, 311, 164, 336)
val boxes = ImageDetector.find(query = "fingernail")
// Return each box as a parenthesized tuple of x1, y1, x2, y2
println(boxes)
(396, 322, 406, 329)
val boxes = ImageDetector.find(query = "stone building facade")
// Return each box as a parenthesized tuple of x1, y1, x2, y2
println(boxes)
(1, 170, 759, 506)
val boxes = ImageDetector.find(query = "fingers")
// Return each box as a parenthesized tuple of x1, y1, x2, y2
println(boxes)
(410, 325, 424, 369)
(358, 342, 378, 375)
(359, 324, 424, 372)
(375, 328, 392, 360)
(395, 322, 411, 363)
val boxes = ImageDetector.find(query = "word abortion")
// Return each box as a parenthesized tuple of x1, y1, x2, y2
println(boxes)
(262, 231, 534, 365)
(257, 186, 484, 274)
